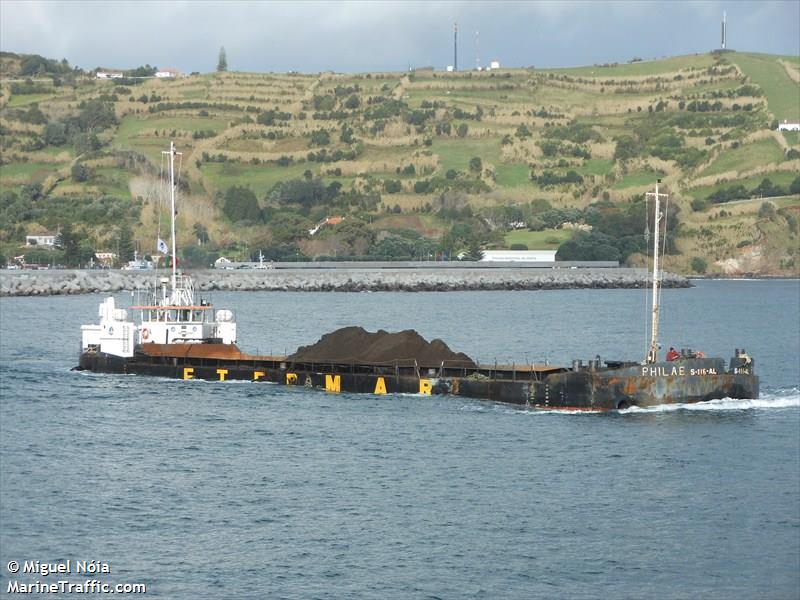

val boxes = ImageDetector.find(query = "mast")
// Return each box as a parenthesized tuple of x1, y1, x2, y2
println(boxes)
(646, 180, 668, 364)
(162, 141, 181, 293)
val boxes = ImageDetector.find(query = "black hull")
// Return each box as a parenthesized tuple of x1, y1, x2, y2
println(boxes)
(77, 349, 759, 411)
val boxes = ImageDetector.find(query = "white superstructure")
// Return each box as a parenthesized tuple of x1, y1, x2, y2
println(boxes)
(80, 142, 236, 358)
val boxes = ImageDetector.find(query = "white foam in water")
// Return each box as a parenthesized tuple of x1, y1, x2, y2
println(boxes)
(620, 389, 800, 414)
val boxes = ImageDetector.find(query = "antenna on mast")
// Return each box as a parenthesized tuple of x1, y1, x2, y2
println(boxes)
(645, 179, 669, 364)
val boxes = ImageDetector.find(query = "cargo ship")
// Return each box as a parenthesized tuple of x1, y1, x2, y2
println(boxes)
(75, 143, 759, 410)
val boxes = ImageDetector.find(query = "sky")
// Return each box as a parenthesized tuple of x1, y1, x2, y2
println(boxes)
(1, 0, 798, 74)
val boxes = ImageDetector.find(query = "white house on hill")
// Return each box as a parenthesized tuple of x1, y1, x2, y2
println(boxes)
(155, 68, 182, 78)
(25, 234, 57, 247)
(777, 120, 800, 132)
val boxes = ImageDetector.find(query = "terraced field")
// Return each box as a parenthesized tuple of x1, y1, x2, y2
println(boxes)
(0, 50, 797, 275)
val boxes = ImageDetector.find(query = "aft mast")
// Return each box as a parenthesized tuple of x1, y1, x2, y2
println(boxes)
(646, 180, 668, 364)
(163, 141, 181, 295)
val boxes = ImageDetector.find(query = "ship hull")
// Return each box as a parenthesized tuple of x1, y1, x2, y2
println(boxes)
(77, 348, 758, 411)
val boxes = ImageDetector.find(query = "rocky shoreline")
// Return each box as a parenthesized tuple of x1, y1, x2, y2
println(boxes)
(0, 267, 690, 297)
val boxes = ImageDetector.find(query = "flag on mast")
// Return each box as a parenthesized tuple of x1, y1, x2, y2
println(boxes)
(157, 238, 169, 255)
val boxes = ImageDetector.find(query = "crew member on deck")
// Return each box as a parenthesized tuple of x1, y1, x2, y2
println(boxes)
(666, 347, 680, 361)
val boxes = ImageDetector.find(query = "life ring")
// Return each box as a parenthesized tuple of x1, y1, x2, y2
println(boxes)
(141, 328, 150, 341)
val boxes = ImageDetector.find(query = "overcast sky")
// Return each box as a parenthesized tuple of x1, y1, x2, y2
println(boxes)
(1, 1, 798, 73)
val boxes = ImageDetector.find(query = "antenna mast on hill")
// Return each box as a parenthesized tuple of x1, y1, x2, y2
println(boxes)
(454, 22, 458, 72)
(721, 10, 727, 50)
(475, 29, 480, 70)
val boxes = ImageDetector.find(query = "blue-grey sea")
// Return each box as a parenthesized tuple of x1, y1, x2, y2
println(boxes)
(1, 279, 799, 599)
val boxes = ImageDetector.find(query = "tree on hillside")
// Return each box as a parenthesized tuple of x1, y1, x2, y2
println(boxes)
(71, 163, 93, 182)
(463, 240, 484, 261)
(77, 100, 118, 132)
(691, 257, 707, 274)
(310, 129, 330, 146)
(53, 224, 95, 266)
(117, 224, 135, 263)
(223, 186, 261, 223)
(217, 47, 228, 72)
(193, 223, 209, 245)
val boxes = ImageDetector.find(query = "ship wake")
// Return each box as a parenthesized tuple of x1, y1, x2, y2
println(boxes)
(620, 388, 799, 413)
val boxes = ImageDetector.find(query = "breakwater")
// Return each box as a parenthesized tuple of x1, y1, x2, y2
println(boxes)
(0, 267, 689, 297)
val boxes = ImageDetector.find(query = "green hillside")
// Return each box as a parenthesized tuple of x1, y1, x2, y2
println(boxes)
(0, 50, 798, 275)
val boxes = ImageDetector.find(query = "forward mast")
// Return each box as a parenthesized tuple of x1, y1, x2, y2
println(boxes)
(646, 180, 668, 364)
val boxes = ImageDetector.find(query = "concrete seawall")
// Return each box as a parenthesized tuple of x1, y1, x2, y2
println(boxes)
(0, 267, 689, 297)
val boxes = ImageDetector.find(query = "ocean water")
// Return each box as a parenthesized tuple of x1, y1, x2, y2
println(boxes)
(1, 279, 798, 599)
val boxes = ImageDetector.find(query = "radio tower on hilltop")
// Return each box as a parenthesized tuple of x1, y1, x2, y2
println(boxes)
(454, 22, 458, 72)
(721, 10, 727, 50)
(475, 29, 480, 70)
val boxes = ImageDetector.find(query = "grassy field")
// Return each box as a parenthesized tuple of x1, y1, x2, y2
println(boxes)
(116, 114, 230, 139)
(700, 138, 786, 177)
(432, 138, 502, 172)
(201, 161, 315, 195)
(7, 92, 60, 107)
(732, 53, 800, 121)
(612, 172, 663, 189)
(0, 161, 62, 187)
(495, 163, 530, 187)
(543, 54, 715, 77)
(93, 166, 132, 197)
(575, 159, 614, 177)
(503, 228, 573, 249)
(686, 170, 798, 200)
(782, 131, 800, 146)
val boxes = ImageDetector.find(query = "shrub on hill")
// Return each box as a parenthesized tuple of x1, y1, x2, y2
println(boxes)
(125, 65, 157, 77)
(556, 231, 620, 261)
(17, 104, 48, 125)
(223, 186, 262, 223)
(707, 178, 789, 204)
(268, 178, 336, 208)
(310, 129, 331, 146)
(554, 198, 679, 263)
(384, 180, 402, 194)
(257, 108, 291, 125)
(1, 190, 140, 234)
(691, 256, 708, 274)
(364, 99, 406, 120)
(10, 82, 51, 95)
(543, 122, 603, 144)
(18, 54, 72, 77)
(533, 170, 583, 186)
(71, 163, 93, 182)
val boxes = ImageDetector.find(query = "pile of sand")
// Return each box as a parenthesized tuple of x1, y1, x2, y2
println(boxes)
(287, 326, 476, 368)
